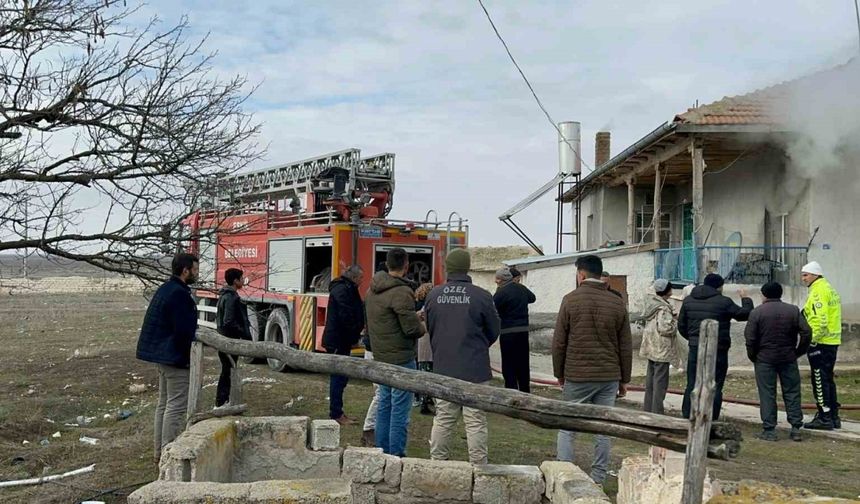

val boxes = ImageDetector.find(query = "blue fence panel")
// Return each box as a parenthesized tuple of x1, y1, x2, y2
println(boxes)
(655, 246, 807, 285)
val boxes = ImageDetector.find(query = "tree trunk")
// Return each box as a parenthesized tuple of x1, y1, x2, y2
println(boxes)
(195, 328, 740, 459)
(682, 319, 720, 503)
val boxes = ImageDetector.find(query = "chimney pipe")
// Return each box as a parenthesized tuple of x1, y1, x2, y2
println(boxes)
(595, 131, 611, 167)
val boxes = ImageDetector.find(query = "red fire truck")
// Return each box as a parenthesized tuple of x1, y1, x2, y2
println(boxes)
(185, 149, 467, 370)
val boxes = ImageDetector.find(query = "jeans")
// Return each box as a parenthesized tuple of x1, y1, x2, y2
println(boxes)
(154, 364, 189, 460)
(216, 351, 236, 407)
(557, 380, 618, 484)
(500, 332, 531, 393)
(363, 351, 380, 431)
(328, 346, 351, 419)
(431, 395, 489, 465)
(754, 360, 803, 430)
(808, 344, 839, 415)
(643, 360, 670, 414)
(682, 346, 729, 421)
(376, 360, 416, 456)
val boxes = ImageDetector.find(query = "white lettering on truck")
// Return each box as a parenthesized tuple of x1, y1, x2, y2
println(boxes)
(226, 247, 258, 259)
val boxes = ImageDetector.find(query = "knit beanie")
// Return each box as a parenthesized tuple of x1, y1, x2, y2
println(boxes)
(495, 268, 513, 282)
(446, 248, 471, 275)
(703, 273, 725, 289)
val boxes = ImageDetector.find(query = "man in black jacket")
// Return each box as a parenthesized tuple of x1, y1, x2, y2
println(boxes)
(426, 248, 501, 465)
(215, 268, 251, 407)
(679, 273, 753, 420)
(136, 253, 199, 462)
(493, 267, 536, 392)
(745, 281, 811, 441)
(323, 265, 366, 425)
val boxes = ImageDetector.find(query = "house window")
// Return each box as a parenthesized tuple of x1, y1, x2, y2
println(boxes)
(636, 208, 671, 247)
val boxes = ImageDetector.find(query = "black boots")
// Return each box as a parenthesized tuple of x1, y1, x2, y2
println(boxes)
(804, 412, 834, 430)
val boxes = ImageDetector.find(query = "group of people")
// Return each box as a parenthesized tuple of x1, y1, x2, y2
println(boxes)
(135, 249, 843, 484)
(637, 261, 843, 442)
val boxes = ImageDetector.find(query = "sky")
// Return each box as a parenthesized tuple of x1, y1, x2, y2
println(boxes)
(138, 0, 860, 251)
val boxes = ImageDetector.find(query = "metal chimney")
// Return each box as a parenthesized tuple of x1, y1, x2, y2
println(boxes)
(558, 122, 581, 175)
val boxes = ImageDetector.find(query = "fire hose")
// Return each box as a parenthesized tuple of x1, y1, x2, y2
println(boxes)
(490, 365, 860, 410)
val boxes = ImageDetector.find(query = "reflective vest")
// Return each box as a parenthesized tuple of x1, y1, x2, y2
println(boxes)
(803, 277, 842, 345)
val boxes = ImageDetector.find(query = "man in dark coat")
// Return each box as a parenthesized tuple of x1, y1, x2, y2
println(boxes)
(493, 267, 536, 392)
(323, 265, 366, 425)
(215, 268, 251, 407)
(678, 273, 754, 420)
(136, 253, 199, 462)
(745, 281, 811, 442)
(426, 248, 501, 465)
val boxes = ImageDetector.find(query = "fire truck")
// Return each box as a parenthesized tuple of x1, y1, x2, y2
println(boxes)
(185, 148, 467, 371)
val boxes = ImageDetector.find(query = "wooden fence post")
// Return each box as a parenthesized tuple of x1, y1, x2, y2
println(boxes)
(681, 319, 719, 504)
(186, 341, 205, 422)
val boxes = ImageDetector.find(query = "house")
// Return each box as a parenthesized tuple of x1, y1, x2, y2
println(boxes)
(512, 61, 859, 348)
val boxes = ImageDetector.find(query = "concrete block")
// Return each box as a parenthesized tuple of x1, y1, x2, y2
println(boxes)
(380, 454, 402, 493)
(342, 447, 386, 483)
(400, 458, 473, 501)
(376, 493, 468, 504)
(540, 461, 609, 503)
(128, 481, 251, 503)
(616, 456, 650, 504)
(247, 479, 352, 503)
(649, 446, 685, 480)
(352, 483, 377, 504)
(473, 464, 545, 504)
(310, 419, 341, 451)
(158, 419, 237, 483)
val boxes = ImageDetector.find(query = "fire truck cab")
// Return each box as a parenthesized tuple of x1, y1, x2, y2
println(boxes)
(185, 149, 467, 371)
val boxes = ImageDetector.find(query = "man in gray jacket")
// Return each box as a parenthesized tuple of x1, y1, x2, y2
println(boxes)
(425, 248, 501, 465)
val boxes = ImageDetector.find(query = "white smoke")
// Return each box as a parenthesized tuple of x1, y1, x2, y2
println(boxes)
(776, 58, 860, 184)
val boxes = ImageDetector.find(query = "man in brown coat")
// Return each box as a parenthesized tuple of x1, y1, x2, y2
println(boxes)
(553, 254, 632, 484)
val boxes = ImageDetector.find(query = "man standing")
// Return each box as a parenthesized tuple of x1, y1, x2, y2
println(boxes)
(800, 261, 843, 430)
(365, 249, 425, 456)
(639, 279, 678, 414)
(322, 265, 366, 426)
(136, 253, 199, 462)
(553, 255, 631, 484)
(493, 267, 536, 393)
(744, 281, 811, 441)
(426, 248, 500, 465)
(679, 273, 753, 421)
(215, 268, 251, 407)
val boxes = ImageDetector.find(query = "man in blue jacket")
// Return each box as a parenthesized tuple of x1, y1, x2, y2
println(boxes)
(136, 253, 199, 462)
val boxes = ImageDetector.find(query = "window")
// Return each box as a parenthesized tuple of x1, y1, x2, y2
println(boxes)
(636, 208, 671, 247)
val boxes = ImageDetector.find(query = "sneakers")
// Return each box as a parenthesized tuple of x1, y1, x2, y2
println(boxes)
(790, 427, 803, 442)
(803, 413, 834, 431)
(361, 429, 375, 447)
(333, 415, 357, 426)
(754, 429, 779, 442)
(833, 414, 842, 430)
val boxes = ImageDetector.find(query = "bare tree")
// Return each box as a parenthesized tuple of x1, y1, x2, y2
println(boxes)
(0, 0, 260, 284)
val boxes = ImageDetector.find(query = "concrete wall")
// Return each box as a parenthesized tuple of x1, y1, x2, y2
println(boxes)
(602, 250, 656, 314)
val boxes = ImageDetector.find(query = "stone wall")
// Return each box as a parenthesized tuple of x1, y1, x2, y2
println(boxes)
(133, 416, 611, 504)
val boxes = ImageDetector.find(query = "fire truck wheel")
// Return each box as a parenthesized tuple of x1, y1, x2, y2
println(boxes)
(264, 307, 294, 372)
(242, 305, 266, 365)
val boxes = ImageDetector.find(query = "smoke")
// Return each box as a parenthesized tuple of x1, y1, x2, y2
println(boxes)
(773, 58, 860, 184)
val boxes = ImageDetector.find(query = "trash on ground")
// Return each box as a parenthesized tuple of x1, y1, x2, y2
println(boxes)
(39, 439, 49, 446)
(51, 431, 61, 438)
(128, 383, 146, 394)
(116, 410, 133, 421)
(0, 463, 96, 489)
(79, 436, 99, 446)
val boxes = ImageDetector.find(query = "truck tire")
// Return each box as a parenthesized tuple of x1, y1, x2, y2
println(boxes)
(264, 307, 293, 372)
(242, 304, 266, 364)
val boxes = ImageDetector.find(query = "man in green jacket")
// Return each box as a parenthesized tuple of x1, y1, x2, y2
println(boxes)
(365, 248, 425, 456)
(800, 261, 842, 430)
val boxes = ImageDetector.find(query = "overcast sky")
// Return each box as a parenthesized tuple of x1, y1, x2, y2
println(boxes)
(142, 0, 859, 251)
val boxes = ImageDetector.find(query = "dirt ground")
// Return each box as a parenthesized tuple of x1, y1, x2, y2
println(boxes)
(1, 293, 859, 503)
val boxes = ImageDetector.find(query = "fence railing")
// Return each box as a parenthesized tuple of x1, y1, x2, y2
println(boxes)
(655, 246, 808, 285)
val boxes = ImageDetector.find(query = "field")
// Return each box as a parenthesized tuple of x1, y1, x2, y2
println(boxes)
(1, 293, 859, 503)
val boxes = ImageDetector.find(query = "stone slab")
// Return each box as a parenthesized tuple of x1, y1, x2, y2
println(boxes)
(247, 479, 352, 503)
(616, 456, 650, 504)
(400, 458, 473, 501)
(473, 464, 545, 504)
(352, 483, 377, 504)
(158, 418, 237, 483)
(129, 480, 353, 504)
(310, 419, 341, 451)
(376, 493, 469, 504)
(540, 461, 609, 503)
(379, 454, 402, 493)
(342, 447, 386, 483)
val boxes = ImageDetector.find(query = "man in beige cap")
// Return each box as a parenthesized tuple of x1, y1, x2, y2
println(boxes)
(800, 261, 843, 430)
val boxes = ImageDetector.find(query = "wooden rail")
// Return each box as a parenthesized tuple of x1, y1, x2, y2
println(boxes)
(191, 327, 741, 460)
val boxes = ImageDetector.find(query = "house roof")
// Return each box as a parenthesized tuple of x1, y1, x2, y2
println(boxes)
(560, 58, 857, 202)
